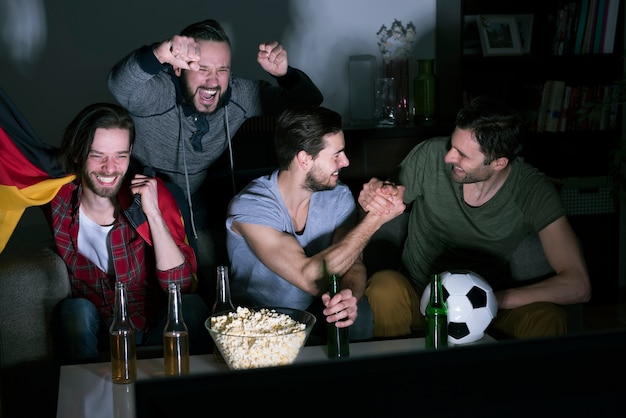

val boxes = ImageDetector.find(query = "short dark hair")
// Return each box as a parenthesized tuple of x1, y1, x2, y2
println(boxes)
(58, 103, 135, 176)
(455, 96, 522, 164)
(274, 106, 343, 170)
(180, 19, 231, 47)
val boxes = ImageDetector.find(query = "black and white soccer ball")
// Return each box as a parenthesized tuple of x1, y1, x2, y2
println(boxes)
(420, 270, 498, 344)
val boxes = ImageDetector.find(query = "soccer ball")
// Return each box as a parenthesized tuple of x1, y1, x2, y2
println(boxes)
(420, 270, 498, 344)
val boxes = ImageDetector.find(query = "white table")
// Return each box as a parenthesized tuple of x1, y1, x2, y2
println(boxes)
(57, 335, 495, 418)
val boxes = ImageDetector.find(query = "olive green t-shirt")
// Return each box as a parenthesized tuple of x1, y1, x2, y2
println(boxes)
(398, 136, 566, 291)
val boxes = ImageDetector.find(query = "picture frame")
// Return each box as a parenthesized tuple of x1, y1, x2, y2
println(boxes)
(476, 15, 523, 57)
(515, 14, 534, 54)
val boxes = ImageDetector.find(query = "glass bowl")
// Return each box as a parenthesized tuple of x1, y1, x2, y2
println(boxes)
(204, 306, 316, 370)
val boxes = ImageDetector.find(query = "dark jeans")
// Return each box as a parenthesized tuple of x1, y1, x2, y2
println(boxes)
(53, 294, 211, 365)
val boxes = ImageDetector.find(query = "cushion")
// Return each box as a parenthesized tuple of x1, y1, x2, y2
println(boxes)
(0, 247, 70, 367)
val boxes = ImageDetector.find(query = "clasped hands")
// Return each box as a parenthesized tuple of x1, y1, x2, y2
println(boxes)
(358, 177, 406, 216)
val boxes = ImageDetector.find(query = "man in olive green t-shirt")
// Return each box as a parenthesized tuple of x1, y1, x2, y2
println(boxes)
(358, 96, 590, 339)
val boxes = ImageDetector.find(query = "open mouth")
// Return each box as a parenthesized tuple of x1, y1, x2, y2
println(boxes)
(198, 88, 218, 104)
(96, 175, 118, 185)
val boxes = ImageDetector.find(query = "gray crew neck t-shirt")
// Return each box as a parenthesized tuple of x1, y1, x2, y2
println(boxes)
(226, 170, 356, 310)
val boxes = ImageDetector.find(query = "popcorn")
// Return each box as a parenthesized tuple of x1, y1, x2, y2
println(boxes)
(209, 307, 308, 369)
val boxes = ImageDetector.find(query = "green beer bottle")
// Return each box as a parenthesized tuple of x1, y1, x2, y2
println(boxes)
(425, 273, 448, 349)
(327, 267, 350, 359)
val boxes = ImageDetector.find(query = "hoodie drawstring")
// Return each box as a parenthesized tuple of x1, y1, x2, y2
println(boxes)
(178, 104, 236, 241)
(224, 104, 236, 196)
(178, 109, 198, 240)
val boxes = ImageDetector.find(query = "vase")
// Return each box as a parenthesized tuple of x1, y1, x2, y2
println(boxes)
(384, 59, 410, 125)
(414, 59, 439, 124)
(374, 77, 396, 126)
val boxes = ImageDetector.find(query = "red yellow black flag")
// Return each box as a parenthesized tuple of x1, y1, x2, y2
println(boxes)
(0, 89, 74, 253)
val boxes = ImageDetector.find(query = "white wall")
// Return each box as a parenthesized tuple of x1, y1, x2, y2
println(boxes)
(1, 0, 435, 145)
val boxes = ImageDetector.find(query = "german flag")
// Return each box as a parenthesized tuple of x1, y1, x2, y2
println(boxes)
(0, 89, 74, 253)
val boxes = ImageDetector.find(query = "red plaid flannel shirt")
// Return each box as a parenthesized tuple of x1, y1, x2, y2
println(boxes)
(50, 180, 196, 332)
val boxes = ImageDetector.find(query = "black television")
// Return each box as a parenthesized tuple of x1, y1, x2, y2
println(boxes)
(135, 329, 626, 417)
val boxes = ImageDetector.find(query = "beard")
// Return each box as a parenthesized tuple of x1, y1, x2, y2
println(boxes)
(180, 72, 225, 115)
(83, 172, 124, 198)
(304, 168, 335, 192)
(448, 164, 492, 184)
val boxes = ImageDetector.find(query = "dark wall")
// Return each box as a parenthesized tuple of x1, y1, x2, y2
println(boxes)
(0, 0, 432, 145)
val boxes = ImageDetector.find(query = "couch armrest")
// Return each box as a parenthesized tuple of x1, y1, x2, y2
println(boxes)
(0, 247, 70, 368)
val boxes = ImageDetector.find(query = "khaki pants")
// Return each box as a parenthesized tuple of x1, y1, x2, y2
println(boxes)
(365, 269, 567, 339)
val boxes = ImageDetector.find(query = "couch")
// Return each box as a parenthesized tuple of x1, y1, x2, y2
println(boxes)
(0, 188, 584, 418)
(0, 208, 65, 418)
(0, 210, 582, 360)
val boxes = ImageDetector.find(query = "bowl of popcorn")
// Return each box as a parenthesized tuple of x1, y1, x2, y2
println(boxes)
(205, 306, 316, 370)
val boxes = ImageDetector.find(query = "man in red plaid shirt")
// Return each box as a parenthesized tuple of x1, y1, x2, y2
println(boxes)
(48, 103, 210, 364)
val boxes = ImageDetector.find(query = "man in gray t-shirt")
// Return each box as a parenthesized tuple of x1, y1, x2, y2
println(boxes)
(226, 106, 404, 341)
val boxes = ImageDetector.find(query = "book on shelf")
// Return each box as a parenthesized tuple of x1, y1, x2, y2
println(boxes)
(532, 81, 617, 133)
(607, 83, 620, 129)
(573, 0, 590, 54)
(536, 80, 554, 133)
(563, 1, 579, 55)
(567, 0, 620, 54)
(553, 3, 570, 55)
(564, 85, 581, 132)
(581, 0, 599, 54)
(598, 0, 610, 51)
(592, 0, 607, 54)
(601, 0, 620, 53)
(588, 85, 605, 130)
(599, 85, 612, 130)
(559, 85, 573, 132)
(544, 80, 566, 133)
(575, 85, 596, 130)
